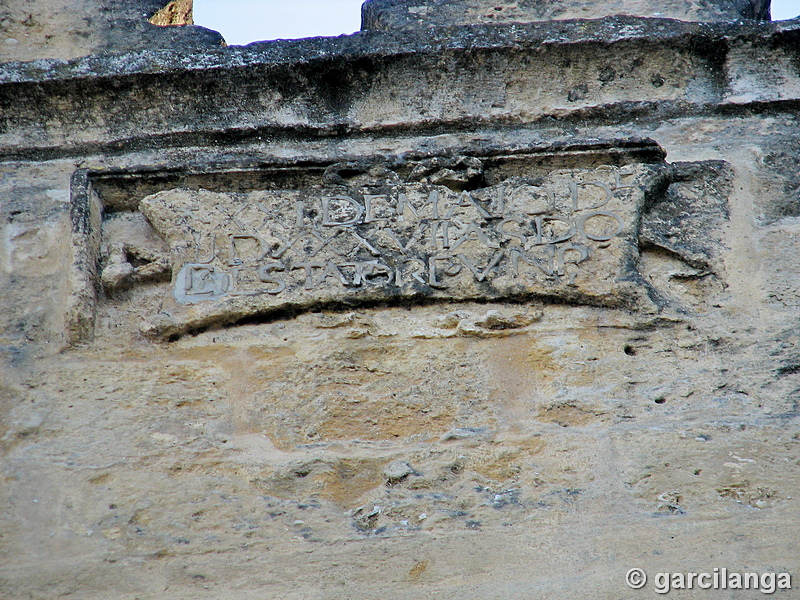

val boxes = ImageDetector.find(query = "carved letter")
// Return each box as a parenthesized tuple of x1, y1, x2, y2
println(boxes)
(215, 204, 249, 231)
(322, 195, 365, 226)
(509, 249, 555, 277)
(533, 216, 575, 245)
(457, 250, 505, 282)
(427, 189, 442, 219)
(257, 263, 286, 294)
(571, 181, 612, 212)
(614, 169, 636, 190)
(403, 258, 427, 285)
(360, 261, 394, 286)
(449, 222, 499, 251)
(364, 195, 390, 223)
(292, 262, 324, 289)
(309, 228, 342, 256)
(556, 244, 590, 276)
(192, 232, 218, 264)
(396, 193, 420, 222)
(497, 218, 527, 246)
(174, 264, 230, 304)
(454, 191, 491, 219)
(230, 234, 268, 264)
(345, 229, 382, 256)
(577, 211, 624, 241)
(320, 261, 349, 286)
(428, 255, 453, 288)
(382, 222, 428, 254)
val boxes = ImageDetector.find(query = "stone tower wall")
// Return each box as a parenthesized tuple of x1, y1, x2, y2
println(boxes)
(1, 1, 799, 598)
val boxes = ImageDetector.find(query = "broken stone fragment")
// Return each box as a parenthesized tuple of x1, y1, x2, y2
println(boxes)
(100, 244, 136, 290)
(420, 309, 543, 338)
(473, 309, 542, 330)
(313, 312, 378, 337)
(441, 427, 491, 441)
(383, 461, 417, 483)
(432, 310, 472, 329)
(457, 309, 542, 338)
(100, 242, 172, 291)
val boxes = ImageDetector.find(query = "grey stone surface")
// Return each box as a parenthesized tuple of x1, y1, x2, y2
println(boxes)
(2, 17, 799, 165)
(362, 0, 771, 30)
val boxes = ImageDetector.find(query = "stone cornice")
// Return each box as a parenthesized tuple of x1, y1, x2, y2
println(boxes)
(2, 17, 799, 161)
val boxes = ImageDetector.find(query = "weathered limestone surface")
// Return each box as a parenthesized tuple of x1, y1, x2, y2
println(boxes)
(362, 0, 771, 30)
(2, 1, 800, 599)
(0, 0, 221, 62)
(125, 156, 667, 338)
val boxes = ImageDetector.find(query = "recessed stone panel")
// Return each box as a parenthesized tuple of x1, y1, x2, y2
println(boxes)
(139, 165, 661, 338)
(67, 140, 676, 341)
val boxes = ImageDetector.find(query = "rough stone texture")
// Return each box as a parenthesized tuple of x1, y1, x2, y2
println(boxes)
(149, 0, 193, 27)
(104, 150, 668, 339)
(0, 0, 221, 63)
(2, 1, 800, 599)
(361, 0, 771, 30)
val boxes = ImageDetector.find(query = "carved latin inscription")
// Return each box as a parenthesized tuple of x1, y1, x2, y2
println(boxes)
(139, 164, 661, 336)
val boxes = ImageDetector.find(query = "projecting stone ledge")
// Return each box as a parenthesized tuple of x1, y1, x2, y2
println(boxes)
(361, 0, 771, 30)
